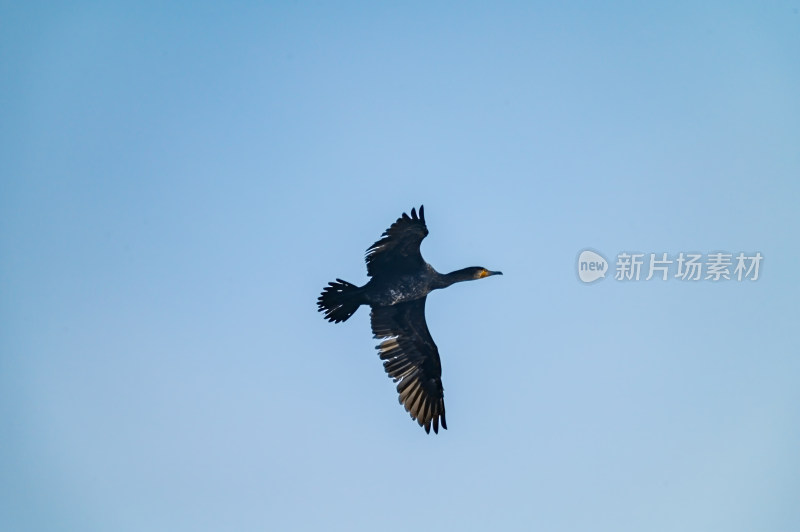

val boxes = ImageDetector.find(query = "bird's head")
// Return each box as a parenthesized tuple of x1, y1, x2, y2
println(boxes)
(472, 267, 503, 280)
(440, 266, 503, 288)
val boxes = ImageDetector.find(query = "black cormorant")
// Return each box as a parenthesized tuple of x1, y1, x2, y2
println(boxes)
(317, 206, 502, 433)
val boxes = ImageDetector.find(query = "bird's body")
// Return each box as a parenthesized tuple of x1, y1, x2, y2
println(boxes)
(317, 206, 501, 433)
(364, 268, 435, 306)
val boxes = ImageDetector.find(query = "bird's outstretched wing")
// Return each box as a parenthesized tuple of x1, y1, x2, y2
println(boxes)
(365, 206, 428, 278)
(370, 297, 447, 434)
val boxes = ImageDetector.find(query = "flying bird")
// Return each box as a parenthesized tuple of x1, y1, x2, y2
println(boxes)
(317, 206, 502, 433)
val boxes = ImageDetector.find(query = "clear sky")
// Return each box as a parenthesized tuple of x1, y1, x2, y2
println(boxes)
(2, 2, 799, 531)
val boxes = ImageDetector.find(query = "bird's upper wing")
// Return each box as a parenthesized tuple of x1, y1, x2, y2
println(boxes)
(365, 206, 428, 278)
(370, 297, 447, 434)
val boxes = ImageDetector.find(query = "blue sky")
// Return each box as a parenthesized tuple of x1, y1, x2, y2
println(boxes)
(2, 2, 799, 531)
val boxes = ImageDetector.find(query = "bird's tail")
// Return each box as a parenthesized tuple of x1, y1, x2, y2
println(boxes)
(317, 279, 364, 323)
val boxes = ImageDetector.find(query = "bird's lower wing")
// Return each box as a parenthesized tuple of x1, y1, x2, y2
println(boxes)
(370, 298, 447, 434)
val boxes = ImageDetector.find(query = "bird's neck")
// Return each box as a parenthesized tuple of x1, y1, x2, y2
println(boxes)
(434, 268, 475, 289)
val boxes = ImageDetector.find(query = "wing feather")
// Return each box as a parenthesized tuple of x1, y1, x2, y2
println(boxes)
(370, 297, 447, 433)
(365, 206, 429, 278)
